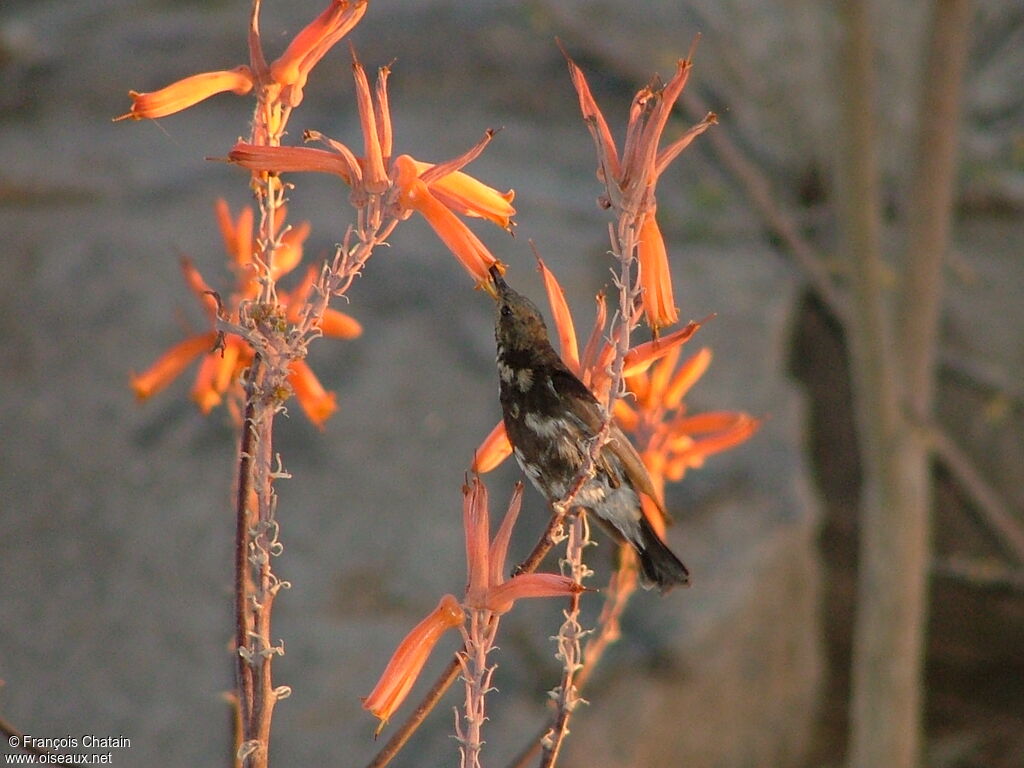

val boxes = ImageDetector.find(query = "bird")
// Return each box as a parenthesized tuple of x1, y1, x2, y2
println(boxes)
(488, 265, 690, 592)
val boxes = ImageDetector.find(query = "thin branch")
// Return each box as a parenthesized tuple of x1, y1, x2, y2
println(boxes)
(932, 556, 1024, 593)
(928, 424, 1024, 565)
(898, 0, 973, 417)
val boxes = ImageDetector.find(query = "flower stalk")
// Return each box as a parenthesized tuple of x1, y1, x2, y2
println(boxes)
(540, 511, 591, 768)
(455, 609, 499, 768)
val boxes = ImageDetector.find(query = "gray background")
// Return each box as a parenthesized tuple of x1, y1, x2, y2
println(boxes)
(2, 1, 1021, 766)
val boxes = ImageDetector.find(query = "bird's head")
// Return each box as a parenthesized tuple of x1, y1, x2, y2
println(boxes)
(488, 264, 551, 354)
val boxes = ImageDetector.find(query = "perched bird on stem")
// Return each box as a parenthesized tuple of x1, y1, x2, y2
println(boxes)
(488, 266, 689, 592)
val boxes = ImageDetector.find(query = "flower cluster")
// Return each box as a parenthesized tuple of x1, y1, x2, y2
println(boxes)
(116, 0, 368, 122)
(362, 478, 581, 733)
(228, 50, 515, 287)
(564, 46, 717, 332)
(130, 200, 360, 426)
(616, 345, 761, 536)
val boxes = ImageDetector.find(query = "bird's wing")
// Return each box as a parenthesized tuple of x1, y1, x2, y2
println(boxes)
(548, 367, 604, 432)
(604, 424, 668, 519)
(549, 368, 669, 519)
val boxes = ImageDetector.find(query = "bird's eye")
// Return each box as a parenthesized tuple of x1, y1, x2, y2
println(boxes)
(500, 305, 512, 317)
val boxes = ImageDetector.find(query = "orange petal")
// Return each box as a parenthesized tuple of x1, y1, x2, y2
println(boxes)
(462, 477, 491, 602)
(664, 454, 695, 482)
(283, 266, 317, 324)
(621, 84, 657, 194)
(362, 593, 464, 734)
(670, 411, 751, 436)
(393, 156, 499, 283)
(472, 421, 513, 473)
(234, 206, 255, 270)
(648, 345, 680, 409)
(663, 347, 712, 410)
(374, 64, 393, 160)
(115, 67, 253, 121)
(351, 48, 388, 193)
(580, 292, 608, 384)
(273, 220, 310, 280)
(214, 338, 246, 395)
(624, 372, 651, 408)
(416, 130, 497, 185)
(228, 143, 356, 184)
(637, 213, 678, 331)
(668, 414, 761, 464)
(484, 573, 583, 615)
(613, 398, 640, 432)
(535, 255, 580, 374)
(655, 111, 717, 177)
(563, 50, 621, 182)
(288, 359, 337, 428)
(213, 199, 254, 277)
(180, 258, 219, 321)
(320, 308, 363, 339)
(621, 319, 701, 377)
(412, 159, 515, 231)
(130, 333, 215, 400)
(488, 483, 523, 589)
(269, 0, 368, 95)
(192, 352, 224, 413)
(214, 199, 238, 264)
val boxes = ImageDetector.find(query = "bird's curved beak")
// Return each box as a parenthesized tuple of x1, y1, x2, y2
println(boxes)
(481, 263, 505, 300)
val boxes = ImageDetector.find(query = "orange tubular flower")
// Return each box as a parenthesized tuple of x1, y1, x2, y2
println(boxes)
(269, 0, 368, 106)
(471, 422, 513, 474)
(637, 212, 678, 332)
(393, 155, 502, 284)
(115, 67, 254, 121)
(131, 201, 354, 425)
(351, 51, 388, 193)
(462, 478, 582, 614)
(362, 594, 464, 736)
(625, 348, 761, 533)
(565, 49, 716, 214)
(412, 160, 515, 231)
(192, 336, 248, 414)
(228, 144, 358, 184)
(288, 359, 338, 428)
(214, 198, 254, 271)
(131, 333, 218, 400)
(118, 1, 366, 121)
(535, 254, 580, 374)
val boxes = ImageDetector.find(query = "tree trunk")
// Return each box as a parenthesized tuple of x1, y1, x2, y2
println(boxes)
(839, 2, 972, 767)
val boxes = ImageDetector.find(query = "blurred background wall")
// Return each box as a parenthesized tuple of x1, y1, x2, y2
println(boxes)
(1, 1, 1021, 766)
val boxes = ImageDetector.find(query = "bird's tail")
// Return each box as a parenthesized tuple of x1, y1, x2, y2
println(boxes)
(635, 517, 690, 593)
